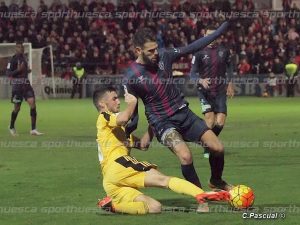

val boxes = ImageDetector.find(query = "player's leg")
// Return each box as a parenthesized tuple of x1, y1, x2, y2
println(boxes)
(204, 112, 215, 129)
(214, 113, 226, 136)
(162, 128, 202, 188)
(71, 80, 77, 98)
(101, 183, 155, 214)
(182, 109, 231, 191)
(78, 83, 83, 99)
(9, 90, 23, 136)
(9, 103, 21, 136)
(203, 112, 215, 158)
(103, 194, 161, 214)
(134, 194, 162, 213)
(201, 130, 232, 190)
(26, 93, 43, 135)
(144, 168, 229, 207)
(198, 91, 215, 157)
(212, 92, 227, 136)
(102, 168, 161, 215)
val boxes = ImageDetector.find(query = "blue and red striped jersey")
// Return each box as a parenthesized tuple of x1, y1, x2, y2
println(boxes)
(190, 45, 232, 95)
(123, 21, 230, 127)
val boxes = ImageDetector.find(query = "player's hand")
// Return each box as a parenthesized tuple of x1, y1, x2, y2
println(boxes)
(227, 83, 235, 98)
(123, 85, 137, 105)
(124, 93, 137, 106)
(199, 78, 211, 89)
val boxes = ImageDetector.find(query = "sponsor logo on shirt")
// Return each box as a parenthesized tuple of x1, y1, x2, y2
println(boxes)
(137, 76, 145, 82)
(203, 55, 209, 60)
(218, 51, 224, 57)
(173, 48, 180, 53)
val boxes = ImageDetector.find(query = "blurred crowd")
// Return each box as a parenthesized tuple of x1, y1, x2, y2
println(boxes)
(1, 0, 300, 77)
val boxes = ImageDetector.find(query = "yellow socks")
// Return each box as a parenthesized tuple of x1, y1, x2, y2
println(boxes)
(168, 177, 204, 197)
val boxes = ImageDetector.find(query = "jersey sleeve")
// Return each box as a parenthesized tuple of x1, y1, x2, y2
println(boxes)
(101, 112, 118, 127)
(6, 57, 17, 77)
(163, 21, 229, 63)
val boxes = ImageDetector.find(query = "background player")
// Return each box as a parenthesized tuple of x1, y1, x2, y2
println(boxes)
(123, 20, 234, 190)
(6, 42, 43, 136)
(190, 27, 234, 158)
(94, 86, 229, 214)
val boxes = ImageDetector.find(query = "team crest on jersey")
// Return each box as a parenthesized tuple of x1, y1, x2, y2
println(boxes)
(218, 51, 224, 57)
(137, 75, 145, 82)
(159, 61, 164, 70)
(203, 55, 209, 60)
(173, 48, 180, 53)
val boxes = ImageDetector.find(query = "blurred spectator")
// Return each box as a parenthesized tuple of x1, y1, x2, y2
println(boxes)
(272, 57, 284, 74)
(0, 0, 299, 78)
(238, 58, 251, 75)
(285, 59, 298, 97)
(266, 73, 277, 97)
(71, 62, 86, 99)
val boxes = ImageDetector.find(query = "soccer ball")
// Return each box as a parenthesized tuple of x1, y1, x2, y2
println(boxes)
(229, 185, 255, 209)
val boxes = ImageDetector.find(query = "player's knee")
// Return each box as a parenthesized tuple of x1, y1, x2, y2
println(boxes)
(205, 113, 215, 128)
(215, 121, 225, 128)
(148, 200, 162, 213)
(212, 142, 224, 153)
(29, 102, 36, 109)
(207, 139, 224, 153)
(159, 175, 171, 188)
(215, 114, 226, 127)
(206, 119, 215, 129)
(178, 151, 193, 164)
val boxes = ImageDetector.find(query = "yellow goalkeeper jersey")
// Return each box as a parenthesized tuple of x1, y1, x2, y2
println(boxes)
(96, 111, 133, 173)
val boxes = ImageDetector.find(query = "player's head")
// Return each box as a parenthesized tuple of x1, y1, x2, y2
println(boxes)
(93, 86, 120, 113)
(75, 62, 82, 69)
(133, 27, 158, 67)
(205, 26, 217, 47)
(16, 41, 24, 55)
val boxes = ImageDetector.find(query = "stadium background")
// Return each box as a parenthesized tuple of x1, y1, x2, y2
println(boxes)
(0, 0, 300, 225)
(1, 0, 300, 98)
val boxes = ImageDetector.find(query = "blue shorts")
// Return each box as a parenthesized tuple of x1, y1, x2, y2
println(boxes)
(197, 90, 227, 115)
(151, 107, 209, 144)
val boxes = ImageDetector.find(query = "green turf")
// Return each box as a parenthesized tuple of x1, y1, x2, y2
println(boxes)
(0, 97, 299, 225)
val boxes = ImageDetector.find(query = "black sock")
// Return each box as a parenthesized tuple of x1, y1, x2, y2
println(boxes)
(209, 152, 224, 182)
(212, 124, 224, 136)
(10, 111, 19, 129)
(30, 108, 37, 130)
(181, 163, 202, 188)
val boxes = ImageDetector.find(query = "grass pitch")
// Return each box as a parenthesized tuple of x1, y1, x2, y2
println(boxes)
(0, 97, 299, 225)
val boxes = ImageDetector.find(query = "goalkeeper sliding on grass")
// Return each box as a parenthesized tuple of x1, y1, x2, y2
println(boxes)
(93, 86, 229, 214)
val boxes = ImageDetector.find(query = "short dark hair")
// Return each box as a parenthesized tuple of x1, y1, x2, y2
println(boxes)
(93, 86, 117, 111)
(133, 27, 156, 48)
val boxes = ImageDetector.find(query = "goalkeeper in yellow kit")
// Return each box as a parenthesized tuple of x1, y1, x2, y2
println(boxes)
(94, 86, 229, 214)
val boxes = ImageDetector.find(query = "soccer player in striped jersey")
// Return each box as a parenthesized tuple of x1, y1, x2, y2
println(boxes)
(6, 42, 43, 136)
(94, 86, 229, 214)
(123, 21, 233, 190)
(190, 27, 234, 158)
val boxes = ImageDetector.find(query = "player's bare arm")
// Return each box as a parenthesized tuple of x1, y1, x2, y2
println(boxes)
(226, 82, 235, 98)
(116, 92, 137, 126)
